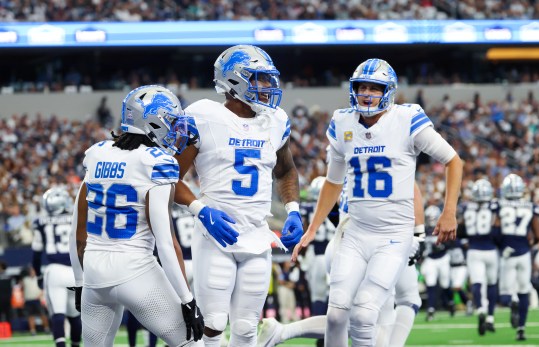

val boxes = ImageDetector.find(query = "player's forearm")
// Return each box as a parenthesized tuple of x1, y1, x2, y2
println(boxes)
(174, 179, 197, 206)
(443, 155, 463, 213)
(276, 167, 300, 205)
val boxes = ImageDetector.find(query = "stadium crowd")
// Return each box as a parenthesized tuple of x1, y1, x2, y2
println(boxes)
(1, 0, 538, 22)
(1, 89, 539, 247)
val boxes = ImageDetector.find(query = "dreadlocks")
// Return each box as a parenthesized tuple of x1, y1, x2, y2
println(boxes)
(111, 131, 156, 151)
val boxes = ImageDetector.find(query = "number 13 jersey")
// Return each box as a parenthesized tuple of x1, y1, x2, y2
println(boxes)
(185, 99, 290, 253)
(327, 104, 432, 233)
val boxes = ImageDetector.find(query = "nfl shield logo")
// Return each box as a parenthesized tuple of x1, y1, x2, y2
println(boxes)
(365, 132, 372, 139)
(243, 124, 249, 131)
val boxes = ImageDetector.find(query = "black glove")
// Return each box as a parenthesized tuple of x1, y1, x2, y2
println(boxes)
(67, 287, 82, 312)
(408, 239, 425, 266)
(181, 298, 204, 341)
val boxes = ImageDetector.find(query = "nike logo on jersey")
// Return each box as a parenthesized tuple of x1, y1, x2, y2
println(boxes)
(389, 240, 401, 244)
(210, 213, 215, 225)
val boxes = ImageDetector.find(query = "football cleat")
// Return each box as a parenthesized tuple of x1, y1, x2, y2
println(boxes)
(257, 317, 283, 347)
(478, 313, 486, 336)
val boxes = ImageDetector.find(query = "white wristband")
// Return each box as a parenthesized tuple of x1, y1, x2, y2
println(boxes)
(180, 292, 194, 305)
(188, 200, 206, 217)
(285, 201, 300, 214)
(414, 224, 425, 237)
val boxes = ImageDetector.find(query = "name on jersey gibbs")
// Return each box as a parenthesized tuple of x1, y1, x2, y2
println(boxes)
(228, 137, 265, 148)
(95, 161, 126, 178)
(354, 145, 386, 154)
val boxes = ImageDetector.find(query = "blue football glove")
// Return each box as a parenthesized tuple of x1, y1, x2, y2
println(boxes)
(280, 211, 304, 249)
(198, 206, 239, 247)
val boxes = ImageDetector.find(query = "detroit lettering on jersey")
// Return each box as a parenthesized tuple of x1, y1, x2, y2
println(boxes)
(354, 145, 386, 154)
(228, 137, 266, 148)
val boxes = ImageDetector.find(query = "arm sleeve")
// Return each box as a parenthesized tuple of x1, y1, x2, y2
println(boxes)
(326, 144, 347, 184)
(69, 185, 84, 287)
(148, 184, 193, 304)
(413, 126, 457, 165)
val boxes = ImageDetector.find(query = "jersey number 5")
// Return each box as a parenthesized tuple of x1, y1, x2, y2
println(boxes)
(86, 183, 139, 239)
(349, 156, 392, 198)
(232, 148, 260, 197)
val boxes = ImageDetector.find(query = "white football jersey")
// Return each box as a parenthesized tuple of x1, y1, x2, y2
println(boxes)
(186, 99, 290, 253)
(327, 104, 432, 233)
(82, 140, 179, 287)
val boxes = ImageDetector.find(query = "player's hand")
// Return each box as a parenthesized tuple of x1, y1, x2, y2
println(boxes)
(181, 298, 204, 341)
(432, 210, 457, 245)
(291, 226, 316, 262)
(198, 206, 239, 247)
(67, 286, 82, 312)
(280, 211, 303, 249)
(502, 246, 515, 259)
(408, 234, 425, 266)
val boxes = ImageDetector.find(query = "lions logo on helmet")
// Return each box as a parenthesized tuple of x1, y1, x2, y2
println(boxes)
(214, 45, 282, 115)
(500, 173, 525, 200)
(349, 58, 398, 117)
(471, 178, 494, 202)
(42, 187, 72, 216)
(121, 85, 189, 156)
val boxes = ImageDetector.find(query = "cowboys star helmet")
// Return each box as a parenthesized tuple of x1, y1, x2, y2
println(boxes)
(121, 85, 189, 155)
(214, 45, 282, 114)
(471, 178, 494, 202)
(349, 58, 398, 117)
(42, 187, 72, 215)
(500, 173, 525, 200)
(424, 205, 442, 229)
(307, 176, 325, 201)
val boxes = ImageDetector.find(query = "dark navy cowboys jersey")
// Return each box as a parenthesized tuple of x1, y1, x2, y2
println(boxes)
(424, 226, 447, 259)
(300, 201, 337, 255)
(31, 213, 72, 266)
(171, 204, 194, 260)
(493, 199, 539, 257)
(461, 201, 497, 251)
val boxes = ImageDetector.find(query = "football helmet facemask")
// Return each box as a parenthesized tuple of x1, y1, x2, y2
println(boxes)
(471, 178, 494, 202)
(214, 45, 282, 115)
(42, 187, 72, 215)
(349, 58, 398, 117)
(500, 173, 525, 200)
(121, 85, 189, 155)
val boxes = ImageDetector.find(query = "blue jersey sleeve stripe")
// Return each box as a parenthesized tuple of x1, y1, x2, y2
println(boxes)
(411, 113, 429, 125)
(152, 163, 179, 180)
(327, 128, 336, 140)
(282, 119, 291, 140)
(410, 118, 432, 135)
(152, 171, 179, 180)
(187, 117, 199, 138)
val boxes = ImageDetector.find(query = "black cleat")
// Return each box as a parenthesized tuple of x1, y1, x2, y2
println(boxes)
(486, 322, 495, 332)
(516, 327, 526, 341)
(510, 301, 519, 329)
(426, 309, 435, 322)
(448, 301, 455, 317)
(478, 313, 486, 336)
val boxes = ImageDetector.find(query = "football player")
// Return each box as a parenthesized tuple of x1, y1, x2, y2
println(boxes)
(493, 173, 539, 341)
(293, 58, 462, 346)
(32, 187, 81, 347)
(173, 45, 303, 347)
(421, 204, 454, 321)
(68, 85, 203, 347)
(461, 178, 498, 334)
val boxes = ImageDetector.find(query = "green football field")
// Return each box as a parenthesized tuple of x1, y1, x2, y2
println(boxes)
(1, 308, 537, 346)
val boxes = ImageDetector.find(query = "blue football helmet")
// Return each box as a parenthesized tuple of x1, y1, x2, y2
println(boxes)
(349, 58, 398, 117)
(424, 205, 441, 229)
(471, 178, 494, 202)
(214, 45, 282, 114)
(121, 85, 189, 155)
(500, 173, 525, 200)
(42, 187, 72, 215)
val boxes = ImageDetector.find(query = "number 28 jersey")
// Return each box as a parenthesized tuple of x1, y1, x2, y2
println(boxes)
(327, 104, 432, 233)
(186, 99, 290, 253)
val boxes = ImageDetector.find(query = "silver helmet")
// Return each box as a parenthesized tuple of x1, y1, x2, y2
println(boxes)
(121, 85, 189, 155)
(349, 58, 398, 117)
(214, 45, 282, 114)
(424, 205, 442, 229)
(471, 178, 494, 202)
(500, 173, 525, 200)
(42, 187, 72, 215)
(307, 176, 325, 201)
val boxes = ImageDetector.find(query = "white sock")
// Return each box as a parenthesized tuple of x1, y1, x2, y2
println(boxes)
(281, 315, 327, 341)
(486, 315, 494, 324)
(388, 306, 415, 347)
(203, 334, 222, 347)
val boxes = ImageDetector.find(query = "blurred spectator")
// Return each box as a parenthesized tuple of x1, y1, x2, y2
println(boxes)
(21, 267, 49, 335)
(278, 261, 299, 323)
(96, 96, 113, 128)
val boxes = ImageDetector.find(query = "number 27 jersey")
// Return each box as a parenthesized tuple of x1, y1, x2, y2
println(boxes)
(327, 104, 432, 232)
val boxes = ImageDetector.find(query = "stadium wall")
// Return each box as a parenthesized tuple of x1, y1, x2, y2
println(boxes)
(1, 83, 537, 121)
